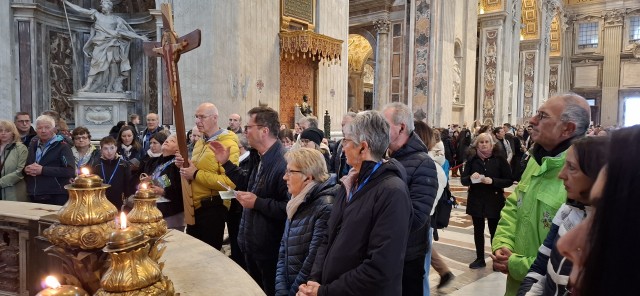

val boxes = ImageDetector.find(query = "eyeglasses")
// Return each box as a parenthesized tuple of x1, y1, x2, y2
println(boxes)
(194, 114, 214, 121)
(244, 125, 264, 132)
(74, 136, 89, 140)
(16, 120, 30, 124)
(285, 169, 303, 176)
(534, 111, 552, 121)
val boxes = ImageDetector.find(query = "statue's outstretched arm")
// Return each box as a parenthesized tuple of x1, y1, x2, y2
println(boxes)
(64, 1, 94, 16)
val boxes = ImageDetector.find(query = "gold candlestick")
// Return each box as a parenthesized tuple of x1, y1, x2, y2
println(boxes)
(36, 276, 89, 296)
(127, 183, 167, 239)
(44, 168, 117, 250)
(94, 213, 174, 296)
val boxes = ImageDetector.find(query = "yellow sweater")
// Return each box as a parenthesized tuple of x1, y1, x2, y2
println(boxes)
(190, 130, 239, 209)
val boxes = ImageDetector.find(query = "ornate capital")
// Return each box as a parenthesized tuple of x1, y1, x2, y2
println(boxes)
(374, 18, 391, 34)
(603, 9, 625, 26)
(626, 41, 640, 59)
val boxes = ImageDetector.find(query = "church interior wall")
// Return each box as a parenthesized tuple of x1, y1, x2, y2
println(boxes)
(2, 1, 17, 121)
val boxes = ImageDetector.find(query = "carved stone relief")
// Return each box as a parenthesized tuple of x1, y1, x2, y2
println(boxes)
(49, 30, 74, 123)
(374, 18, 391, 34)
(482, 30, 498, 125)
(0, 228, 20, 293)
(412, 0, 430, 112)
(549, 65, 559, 97)
(363, 64, 374, 85)
(523, 52, 536, 119)
(84, 105, 113, 125)
(603, 9, 625, 26)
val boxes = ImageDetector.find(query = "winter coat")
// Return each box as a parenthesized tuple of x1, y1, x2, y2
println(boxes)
(140, 126, 165, 152)
(222, 141, 288, 261)
(461, 147, 513, 219)
(25, 135, 75, 196)
(140, 155, 183, 217)
(92, 156, 133, 210)
(0, 142, 28, 201)
(457, 128, 472, 163)
(309, 159, 412, 296)
(492, 143, 569, 296)
(275, 178, 337, 296)
(388, 132, 439, 260)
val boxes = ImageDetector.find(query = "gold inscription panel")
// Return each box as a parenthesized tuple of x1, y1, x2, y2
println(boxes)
(283, 0, 314, 25)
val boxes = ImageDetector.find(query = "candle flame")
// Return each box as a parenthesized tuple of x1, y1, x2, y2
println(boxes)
(120, 212, 127, 229)
(141, 183, 148, 190)
(81, 167, 90, 175)
(45, 276, 61, 289)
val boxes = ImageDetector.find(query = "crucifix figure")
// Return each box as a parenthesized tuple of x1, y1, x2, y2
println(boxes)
(143, 4, 201, 225)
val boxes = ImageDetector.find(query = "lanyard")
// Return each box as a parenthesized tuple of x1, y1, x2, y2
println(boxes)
(35, 138, 56, 163)
(348, 161, 382, 202)
(101, 158, 121, 185)
(152, 159, 175, 181)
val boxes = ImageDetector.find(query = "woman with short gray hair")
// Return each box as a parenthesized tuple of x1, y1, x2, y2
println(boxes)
(299, 110, 412, 296)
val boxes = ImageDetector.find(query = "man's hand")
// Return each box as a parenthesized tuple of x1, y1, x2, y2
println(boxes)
(25, 163, 43, 176)
(179, 161, 197, 181)
(209, 141, 230, 164)
(235, 191, 257, 209)
(296, 281, 320, 296)
(491, 247, 512, 274)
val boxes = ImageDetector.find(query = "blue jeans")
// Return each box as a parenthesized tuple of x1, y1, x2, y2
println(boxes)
(423, 227, 433, 296)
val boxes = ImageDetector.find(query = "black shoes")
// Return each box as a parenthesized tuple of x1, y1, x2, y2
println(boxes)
(437, 272, 455, 289)
(469, 258, 486, 269)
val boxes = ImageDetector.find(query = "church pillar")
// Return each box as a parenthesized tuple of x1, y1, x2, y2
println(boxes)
(538, 0, 562, 102)
(408, 0, 431, 122)
(600, 9, 625, 126)
(558, 14, 573, 93)
(428, 0, 454, 127)
(477, 10, 509, 126)
(373, 17, 391, 110)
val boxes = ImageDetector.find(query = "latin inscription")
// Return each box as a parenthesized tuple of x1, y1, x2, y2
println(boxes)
(283, 0, 314, 24)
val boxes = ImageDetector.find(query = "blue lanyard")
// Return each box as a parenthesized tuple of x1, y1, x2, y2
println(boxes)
(348, 161, 382, 202)
(35, 138, 55, 163)
(152, 159, 175, 180)
(101, 158, 121, 185)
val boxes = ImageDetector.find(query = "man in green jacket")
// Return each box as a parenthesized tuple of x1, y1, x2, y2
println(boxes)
(491, 94, 590, 296)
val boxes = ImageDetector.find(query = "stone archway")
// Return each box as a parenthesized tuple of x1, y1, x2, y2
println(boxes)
(348, 33, 375, 111)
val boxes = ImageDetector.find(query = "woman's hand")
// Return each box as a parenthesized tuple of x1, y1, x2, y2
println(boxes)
(482, 176, 493, 184)
(471, 172, 481, 180)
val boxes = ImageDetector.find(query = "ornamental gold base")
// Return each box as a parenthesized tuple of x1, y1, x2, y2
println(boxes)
(43, 221, 116, 250)
(130, 220, 167, 239)
(93, 276, 174, 296)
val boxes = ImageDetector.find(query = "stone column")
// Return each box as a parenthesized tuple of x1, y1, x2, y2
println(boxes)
(428, 0, 454, 127)
(538, 0, 562, 101)
(600, 9, 625, 126)
(477, 11, 508, 126)
(408, 0, 431, 122)
(558, 13, 573, 93)
(373, 17, 391, 110)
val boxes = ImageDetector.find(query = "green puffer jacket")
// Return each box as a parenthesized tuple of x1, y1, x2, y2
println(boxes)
(491, 151, 567, 296)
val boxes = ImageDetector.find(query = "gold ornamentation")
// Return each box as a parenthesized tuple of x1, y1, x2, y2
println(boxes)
(44, 222, 116, 250)
(128, 185, 167, 239)
(279, 30, 343, 64)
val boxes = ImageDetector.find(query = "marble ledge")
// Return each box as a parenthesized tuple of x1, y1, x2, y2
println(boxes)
(0, 200, 59, 221)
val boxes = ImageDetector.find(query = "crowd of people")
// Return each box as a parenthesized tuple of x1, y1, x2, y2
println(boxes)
(1, 93, 638, 295)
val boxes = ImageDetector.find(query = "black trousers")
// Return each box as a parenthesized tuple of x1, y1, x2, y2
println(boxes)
(226, 209, 245, 269)
(471, 216, 499, 259)
(186, 200, 227, 250)
(402, 254, 426, 296)
(245, 253, 277, 296)
(29, 194, 68, 206)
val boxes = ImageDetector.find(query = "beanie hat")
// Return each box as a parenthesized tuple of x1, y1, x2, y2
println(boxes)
(300, 127, 324, 146)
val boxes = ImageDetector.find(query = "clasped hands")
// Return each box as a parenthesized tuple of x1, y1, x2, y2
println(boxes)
(490, 247, 512, 274)
(296, 281, 320, 296)
(24, 163, 43, 176)
(471, 172, 493, 184)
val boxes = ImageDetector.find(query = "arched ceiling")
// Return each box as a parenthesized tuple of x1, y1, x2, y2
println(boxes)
(348, 34, 373, 72)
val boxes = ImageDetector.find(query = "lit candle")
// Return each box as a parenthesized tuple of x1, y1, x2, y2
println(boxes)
(106, 212, 146, 250)
(120, 211, 127, 229)
(36, 276, 89, 296)
(80, 167, 90, 176)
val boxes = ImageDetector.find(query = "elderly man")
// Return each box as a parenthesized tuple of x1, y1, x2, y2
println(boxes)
(491, 93, 590, 296)
(298, 111, 412, 296)
(14, 112, 37, 145)
(228, 113, 243, 134)
(23, 115, 75, 205)
(211, 106, 288, 296)
(383, 102, 438, 295)
(175, 103, 239, 250)
(329, 112, 356, 178)
(141, 113, 164, 152)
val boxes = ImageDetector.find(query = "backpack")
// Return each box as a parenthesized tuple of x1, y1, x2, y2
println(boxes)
(430, 184, 457, 240)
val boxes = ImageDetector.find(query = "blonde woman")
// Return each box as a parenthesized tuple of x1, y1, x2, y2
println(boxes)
(0, 120, 28, 201)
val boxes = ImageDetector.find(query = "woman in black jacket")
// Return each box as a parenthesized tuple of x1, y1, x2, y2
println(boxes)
(461, 132, 513, 269)
(275, 148, 336, 296)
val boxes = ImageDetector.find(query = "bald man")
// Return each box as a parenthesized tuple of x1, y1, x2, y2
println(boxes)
(228, 113, 242, 134)
(491, 94, 590, 296)
(141, 113, 164, 152)
(175, 103, 239, 250)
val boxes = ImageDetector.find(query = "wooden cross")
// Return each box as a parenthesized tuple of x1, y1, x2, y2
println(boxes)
(143, 3, 201, 225)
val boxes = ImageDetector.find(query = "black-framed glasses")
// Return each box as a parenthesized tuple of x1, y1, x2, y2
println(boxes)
(285, 169, 303, 176)
(244, 125, 264, 132)
(194, 114, 214, 121)
(534, 111, 552, 121)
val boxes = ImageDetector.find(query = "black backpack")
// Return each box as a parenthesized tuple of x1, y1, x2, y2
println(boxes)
(431, 183, 457, 240)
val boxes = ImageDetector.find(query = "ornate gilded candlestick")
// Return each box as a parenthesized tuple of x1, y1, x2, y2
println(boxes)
(94, 213, 174, 296)
(36, 276, 89, 296)
(43, 168, 118, 250)
(127, 183, 167, 239)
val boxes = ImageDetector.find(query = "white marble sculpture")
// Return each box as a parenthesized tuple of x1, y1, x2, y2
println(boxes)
(453, 60, 461, 102)
(64, 0, 147, 93)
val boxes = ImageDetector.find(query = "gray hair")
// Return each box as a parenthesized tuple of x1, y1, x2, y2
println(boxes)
(299, 116, 318, 129)
(345, 110, 390, 161)
(559, 93, 590, 137)
(35, 115, 56, 128)
(383, 102, 415, 134)
(237, 134, 250, 150)
(343, 112, 357, 121)
(285, 147, 329, 183)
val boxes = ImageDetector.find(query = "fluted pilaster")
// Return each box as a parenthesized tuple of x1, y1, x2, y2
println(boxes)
(373, 17, 391, 110)
(601, 9, 624, 125)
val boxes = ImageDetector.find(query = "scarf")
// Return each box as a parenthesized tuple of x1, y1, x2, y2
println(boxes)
(476, 146, 493, 160)
(121, 144, 133, 158)
(147, 149, 162, 158)
(72, 145, 96, 167)
(286, 182, 317, 220)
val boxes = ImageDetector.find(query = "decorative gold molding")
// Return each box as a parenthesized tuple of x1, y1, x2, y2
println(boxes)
(280, 30, 343, 64)
(521, 0, 539, 40)
(281, 0, 316, 31)
(550, 14, 561, 56)
(480, 0, 503, 13)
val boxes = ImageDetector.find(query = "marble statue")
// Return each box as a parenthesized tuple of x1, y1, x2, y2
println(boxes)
(301, 95, 312, 116)
(64, 0, 147, 93)
(453, 60, 461, 102)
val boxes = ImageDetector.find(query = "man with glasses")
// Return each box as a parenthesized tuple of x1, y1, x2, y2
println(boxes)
(141, 113, 164, 152)
(14, 112, 37, 145)
(491, 94, 590, 296)
(175, 103, 239, 250)
(211, 106, 288, 296)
